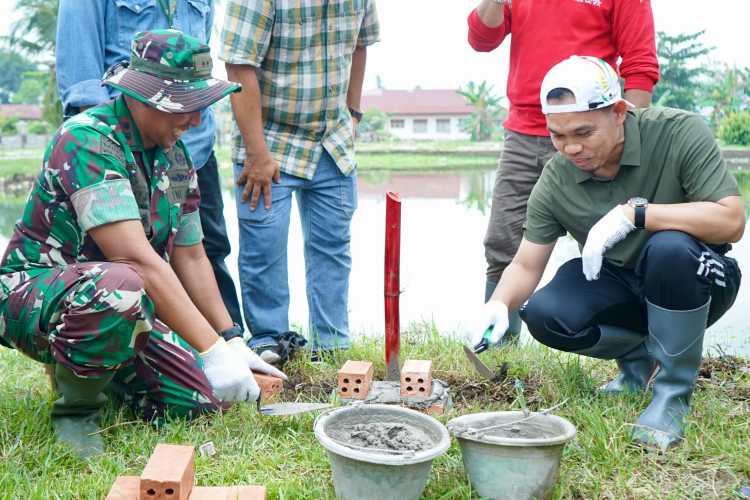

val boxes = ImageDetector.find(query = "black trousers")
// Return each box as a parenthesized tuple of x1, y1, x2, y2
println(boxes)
(521, 231, 742, 352)
(197, 152, 243, 328)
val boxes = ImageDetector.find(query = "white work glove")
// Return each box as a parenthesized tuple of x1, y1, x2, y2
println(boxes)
(468, 300, 510, 348)
(581, 205, 635, 281)
(227, 337, 288, 381)
(200, 338, 260, 402)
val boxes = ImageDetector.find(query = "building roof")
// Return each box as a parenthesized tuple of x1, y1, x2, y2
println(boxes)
(362, 89, 473, 116)
(0, 104, 43, 120)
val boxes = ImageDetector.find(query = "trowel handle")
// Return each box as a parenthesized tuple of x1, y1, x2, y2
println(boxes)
(473, 326, 494, 354)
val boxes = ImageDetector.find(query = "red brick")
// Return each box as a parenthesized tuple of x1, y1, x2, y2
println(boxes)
(337, 360, 374, 400)
(231, 485, 267, 499)
(400, 360, 432, 398)
(105, 476, 139, 500)
(140, 444, 195, 500)
(189, 485, 266, 499)
(253, 372, 284, 401)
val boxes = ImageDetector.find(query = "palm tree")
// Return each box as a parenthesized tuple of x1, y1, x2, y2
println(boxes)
(457, 81, 504, 142)
(7, 0, 58, 58)
(5, 0, 61, 126)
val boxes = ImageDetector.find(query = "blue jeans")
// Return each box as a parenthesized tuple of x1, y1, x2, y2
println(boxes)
(197, 152, 243, 328)
(234, 150, 357, 350)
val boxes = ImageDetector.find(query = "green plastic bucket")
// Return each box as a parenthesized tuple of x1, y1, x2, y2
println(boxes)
(314, 404, 450, 500)
(448, 411, 576, 500)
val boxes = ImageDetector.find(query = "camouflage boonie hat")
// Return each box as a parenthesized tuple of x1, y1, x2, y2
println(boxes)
(103, 29, 241, 113)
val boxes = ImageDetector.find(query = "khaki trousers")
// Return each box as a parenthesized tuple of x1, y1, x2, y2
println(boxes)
(484, 130, 557, 282)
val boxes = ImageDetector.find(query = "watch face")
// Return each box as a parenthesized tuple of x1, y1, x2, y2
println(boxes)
(629, 197, 648, 207)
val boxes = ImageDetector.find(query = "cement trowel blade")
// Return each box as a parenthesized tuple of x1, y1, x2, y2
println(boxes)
(259, 402, 333, 416)
(463, 344, 495, 380)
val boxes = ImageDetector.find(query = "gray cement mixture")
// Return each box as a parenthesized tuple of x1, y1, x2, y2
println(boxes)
(330, 422, 433, 452)
(449, 414, 564, 441)
(482, 419, 560, 439)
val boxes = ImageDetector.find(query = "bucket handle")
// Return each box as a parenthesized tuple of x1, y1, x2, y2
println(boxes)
(465, 399, 569, 437)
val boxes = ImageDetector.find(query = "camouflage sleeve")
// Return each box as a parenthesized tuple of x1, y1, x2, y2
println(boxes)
(49, 126, 140, 232)
(173, 157, 203, 247)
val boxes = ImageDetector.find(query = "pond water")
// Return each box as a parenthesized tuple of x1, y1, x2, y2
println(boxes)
(1, 168, 749, 358)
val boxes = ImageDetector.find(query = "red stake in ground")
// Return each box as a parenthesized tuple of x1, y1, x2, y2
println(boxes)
(384, 192, 402, 381)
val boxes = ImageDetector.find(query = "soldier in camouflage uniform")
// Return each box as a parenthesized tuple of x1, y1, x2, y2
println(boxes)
(0, 30, 286, 458)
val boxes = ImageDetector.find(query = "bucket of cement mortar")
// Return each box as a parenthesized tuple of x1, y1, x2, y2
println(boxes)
(447, 411, 576, 500)
(314, 404, 450, 500)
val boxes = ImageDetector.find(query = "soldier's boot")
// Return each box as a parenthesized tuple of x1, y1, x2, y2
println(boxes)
(51, 364, 114, 458)
(573, 325, 656, 394)
(631, 299, 710, 451)
(485, 278, 522, 346)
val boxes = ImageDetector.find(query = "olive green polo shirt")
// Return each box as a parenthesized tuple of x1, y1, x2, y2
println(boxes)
(524, 107, 741, 269)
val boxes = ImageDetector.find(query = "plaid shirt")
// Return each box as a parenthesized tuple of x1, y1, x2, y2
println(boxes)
(220, 0, 380, 180)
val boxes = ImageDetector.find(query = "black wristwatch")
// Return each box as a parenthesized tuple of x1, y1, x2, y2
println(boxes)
(628, 197, 648, 229)
(348, 107, 363, 121)
(219, 323, 244, 342)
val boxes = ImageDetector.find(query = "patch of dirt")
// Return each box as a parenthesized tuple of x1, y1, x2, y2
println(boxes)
(282, 373, 336, 402)
(698, 355, 750, 402)
(442, 371, 545, 410)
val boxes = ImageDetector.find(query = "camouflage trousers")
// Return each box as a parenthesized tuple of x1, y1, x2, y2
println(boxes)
(0, 262, 226, 421)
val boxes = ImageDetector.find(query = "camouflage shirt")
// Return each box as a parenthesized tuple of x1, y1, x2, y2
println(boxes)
(0, 96, 202, 279)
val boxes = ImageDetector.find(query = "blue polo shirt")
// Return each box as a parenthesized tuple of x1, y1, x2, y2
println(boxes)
(56, 0, 216, 169)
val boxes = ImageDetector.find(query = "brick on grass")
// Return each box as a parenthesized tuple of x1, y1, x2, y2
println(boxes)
(105, 476, 139, 500)
(400, 360, 432, 398)
(140, 443, 195, 500)
(189, 486, 267, 499)
(337, 360, 374, 400)
(253, 371, 283, 401)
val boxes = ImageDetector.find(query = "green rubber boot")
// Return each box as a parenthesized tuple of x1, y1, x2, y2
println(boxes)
(574, 325, 655, 394)
(51, 364, 114, 458)
(631, 299, 710, 451)
(485, 278, 522, 345)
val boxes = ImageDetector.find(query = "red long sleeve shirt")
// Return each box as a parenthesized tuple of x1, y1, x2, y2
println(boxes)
(468, 0, 659, 137)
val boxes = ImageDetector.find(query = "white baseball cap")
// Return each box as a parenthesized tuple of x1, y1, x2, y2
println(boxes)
(540, 55, 633, 114)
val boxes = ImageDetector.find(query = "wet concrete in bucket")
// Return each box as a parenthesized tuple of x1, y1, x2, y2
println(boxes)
(330, 422, 433, 452)
(449, 413, 564, 441)
(482, 418, 561, 440)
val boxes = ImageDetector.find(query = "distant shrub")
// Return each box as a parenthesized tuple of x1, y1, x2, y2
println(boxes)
(27, 120, 48, 134)
(0, 116, 18, 134)
(719, 111, 750, 146)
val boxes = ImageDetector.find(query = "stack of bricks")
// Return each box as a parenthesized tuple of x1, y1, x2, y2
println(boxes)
(106, 444, 266, 500)
(400, 360, 432, 399)
(337, 360, 374, 400)
(400, 359, 445, 416)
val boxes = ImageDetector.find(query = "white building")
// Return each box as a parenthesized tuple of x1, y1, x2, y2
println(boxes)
(362, 88, 472, 140)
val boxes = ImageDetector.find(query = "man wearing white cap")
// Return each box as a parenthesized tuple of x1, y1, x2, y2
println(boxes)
(469, 56, 744, 450)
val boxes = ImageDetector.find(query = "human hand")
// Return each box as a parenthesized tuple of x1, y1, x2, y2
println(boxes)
(237, 152, 281, 210)
(200, 338, 260, 402)
(227, 338, 288, 381)
(352, 117, 359, 140)
(581, 205, 635, 280)
(468, 300, 510, 349)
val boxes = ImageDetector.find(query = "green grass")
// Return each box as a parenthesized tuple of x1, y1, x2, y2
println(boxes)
(0, 157, 42, 178)
(0, 328, 748, 498)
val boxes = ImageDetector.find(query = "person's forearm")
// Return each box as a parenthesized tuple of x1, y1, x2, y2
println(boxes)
(623, 198, 745, 244)
(347, 46, 366, 111)
(226, 64, 271, 160)
(624, 89, 652, 108)
(491, 260, 543, 311)
(476, 0, 505, 27)
(123, 256, 218, 352)
(171, 244, 234, 333)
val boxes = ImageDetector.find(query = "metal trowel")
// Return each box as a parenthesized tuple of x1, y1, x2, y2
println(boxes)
(463, 344, 495, 380)
(259, 402, 333, 416)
